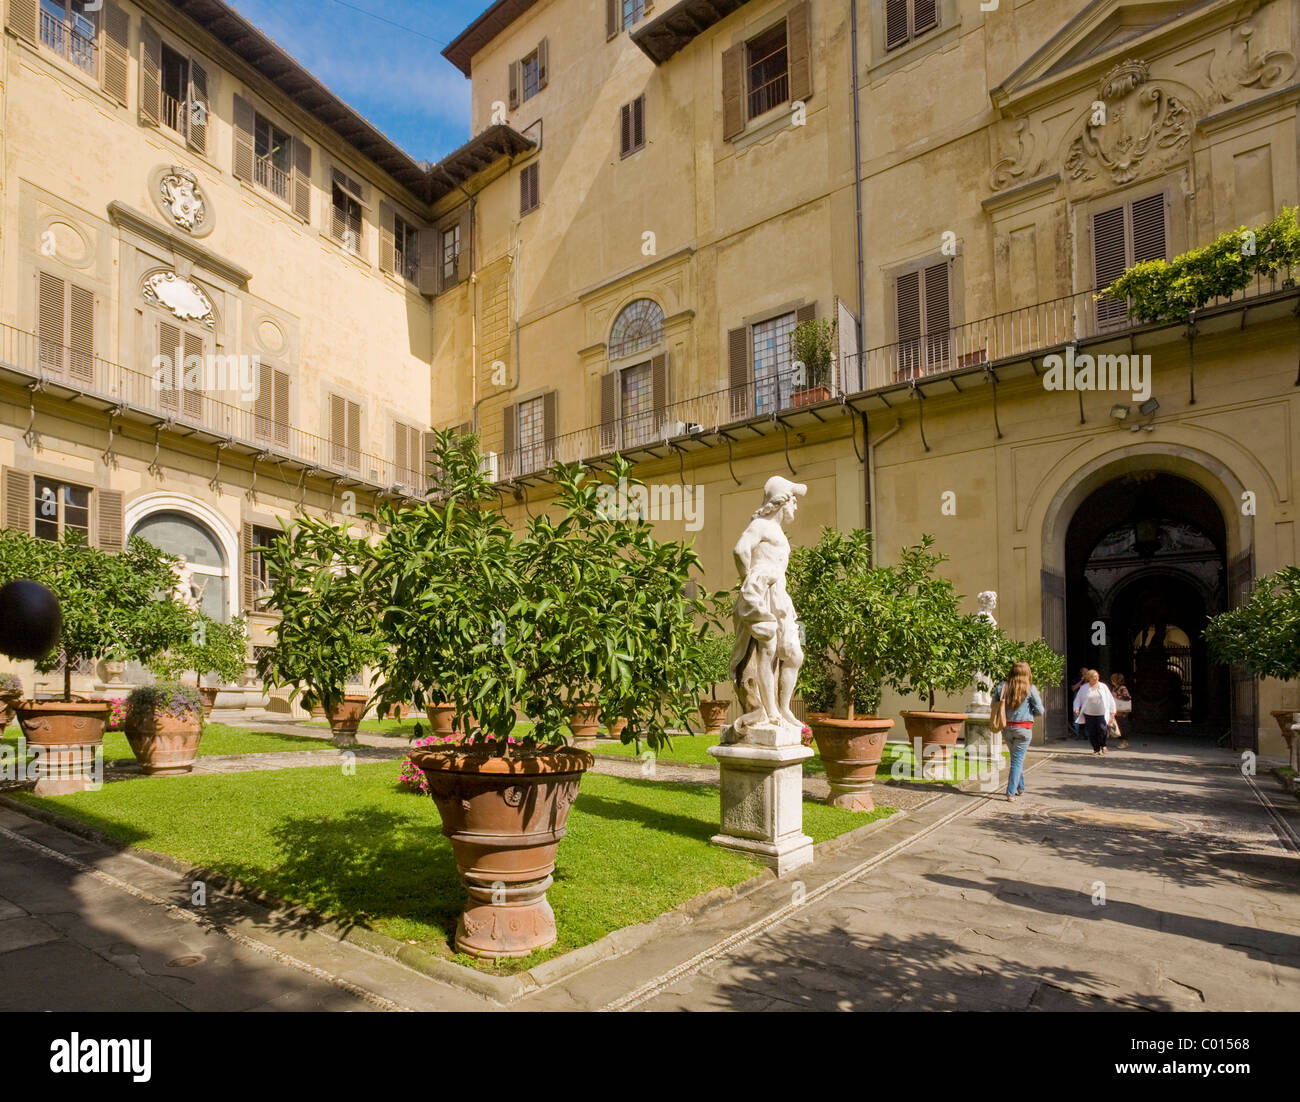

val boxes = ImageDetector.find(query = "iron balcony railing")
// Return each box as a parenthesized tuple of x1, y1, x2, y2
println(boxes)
(493, 271, 1298, 483)
(0, 322, 424, 495)
(254, 154, 291, 201)
(40, 9, 96, 77)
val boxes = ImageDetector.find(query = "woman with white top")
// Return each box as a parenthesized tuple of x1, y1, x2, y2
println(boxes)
(1072, 668, 1117, 756)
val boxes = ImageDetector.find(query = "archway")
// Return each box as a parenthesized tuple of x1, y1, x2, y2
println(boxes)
(1063, 472, 1230, 742)
(125, 493, 239, 623)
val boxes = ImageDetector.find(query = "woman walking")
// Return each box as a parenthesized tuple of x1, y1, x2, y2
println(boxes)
(992, 660, 1044, 802)
(1073, 669, 1118, 755)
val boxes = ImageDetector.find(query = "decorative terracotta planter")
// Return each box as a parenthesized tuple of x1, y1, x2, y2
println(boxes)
(698, 698, 730, 735)
(901, 710, 966, 780)
(569, 702, 601, 744)
(198, 686, 219, 717)
(102, 660, 127, 686)
(790, 385, 832, 408)
(15, 699, 111, 795)
(310, 703, 328, 719)
(607, 717, 628, 739)
(125, 708, 204, 775)
(425, 702, 458, 735)
(410, 745, 594, 959)
(327, 694, 369, 747)
(809, 716, 895, 811)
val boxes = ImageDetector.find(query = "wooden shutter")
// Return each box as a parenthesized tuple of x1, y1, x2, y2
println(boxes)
(503, 403, 517, 463)
(508, 60, 520, 110)
(347, 400, 360, 468)
(140, 20, 162, 125)
(329, 394, 345, 464)
(455, 206, 472, 284)
(542, 390, 557, 466)
(1131, 193, 1167, 264)
(885, 0, 910, 49)
(728, 326, 749, 418)
(379, 201, 395, 273)
(255, 360, 272, 437)
(418, 224, 439, 296)
(241, 522, 255, 610)
(68, 285, 94, 382)
(607, 0, 619, 39)
(635, 96, 645, 149)
(621, 102, 633, 157)
(787, 1, 812, 103)
(233, 94, 255, 181)
(100, 1, 130, 106)
(600, 372, 618, 450)
(914, 0, 939, 36)
(6, 0, 36, 43)
(896, 269, 921, 376)
(923, 262, 950, 368)
(651, 352, 668, 434)
(423, 431, 439, 483)
(182, 331, 203, 417)
(394, 421, 408, 473)
(157, 321, 180, 411)
(96, 489, 124, 552)
(722, 43, 744, 141)
(272, 369, 289, 445)
(292, 138, 312, 222)
(1093, 205, 1127, 326)
(2, 469, 33, 535)
(38, 271, 66, 373)
(537, 38, 549, 90)
(521, 163, 539, 213)
(187, 59, 209, 153)
(796, 303, 816, 327)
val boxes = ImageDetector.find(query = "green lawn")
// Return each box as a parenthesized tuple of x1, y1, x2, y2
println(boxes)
(11, 761, 889, 972)
(2, 722, 329, 764)
(304, 718, 425, 736)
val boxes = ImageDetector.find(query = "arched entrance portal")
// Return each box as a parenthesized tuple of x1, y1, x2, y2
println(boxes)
(1064, 472, 1230, 742)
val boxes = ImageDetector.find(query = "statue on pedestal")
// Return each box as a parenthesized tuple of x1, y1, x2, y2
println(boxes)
(725, 476, 806, 746)
(967, 590, 998, 714)
(172, 556, 201, 611)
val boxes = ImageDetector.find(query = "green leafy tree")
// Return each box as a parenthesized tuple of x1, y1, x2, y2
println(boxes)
(1205, 567, 1300, 681)
(693, 619, 734, 702)
(788, 317, 837, 389)
(154, 614, 248, 687)
(991, 635, 1065, 691)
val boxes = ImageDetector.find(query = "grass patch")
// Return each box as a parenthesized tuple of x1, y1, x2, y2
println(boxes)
(11, 761, 888, 972)
(591, 732, 721, 765)
(304, 718, 424, 737)
(2, 722, 328, 764)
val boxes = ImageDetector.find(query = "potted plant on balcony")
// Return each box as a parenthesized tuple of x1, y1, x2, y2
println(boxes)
(370, 434, 707, 958)
(153, 614, 248, 716)
(123, 681, 205, 775)
(1205, 566, 1300, 767)
(0, 530, 193, 794)
(789, 528, 902, 811)
(256, 520, 385, 747)
(788, 316, 836, 407)
(883, 536, 1002, 778)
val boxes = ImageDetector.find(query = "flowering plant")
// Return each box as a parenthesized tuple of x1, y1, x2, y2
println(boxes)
(0, 672, 22, 694)
(800, 723, 813, 748)
(399, 730, 524, 793)
(106, 697, 127, 731)
(125, 682, 204, 726)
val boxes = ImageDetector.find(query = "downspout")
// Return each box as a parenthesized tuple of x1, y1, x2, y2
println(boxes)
(850, 0, 866, 364)
(868, 416, 903, 565)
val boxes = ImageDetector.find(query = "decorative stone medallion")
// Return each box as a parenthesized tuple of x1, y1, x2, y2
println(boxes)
(143, 271, 215, 330)
(150, 165, 214, 237)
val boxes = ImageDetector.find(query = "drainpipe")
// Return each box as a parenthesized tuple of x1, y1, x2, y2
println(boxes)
(850, 0, 866, 357)
(868, 416, 903, 564)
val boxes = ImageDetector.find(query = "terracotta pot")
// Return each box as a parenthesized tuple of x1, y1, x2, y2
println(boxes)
(607, 717, 628, 739)
(125, 708, 204, 775)
(805, 711, 829, 723)
(15, 699, 111, 795)
(327, 694, 369, 747)
(810, 716, 895, 811)
(0, 689, 21, 727)
(569, 702, 601, 744)
(198, 686, 219, 717)
(698, 698, 730, 735)
(410, 745, 594, 959)
(1269, 710, 1299, 749)
(789, 385, 831, 408)
(425, 702, 458, 735)
(310, 703, 328, 719)
(900, 710, 967, 780)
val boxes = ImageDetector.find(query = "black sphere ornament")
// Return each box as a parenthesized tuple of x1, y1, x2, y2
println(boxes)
(0, 579, 62, 661)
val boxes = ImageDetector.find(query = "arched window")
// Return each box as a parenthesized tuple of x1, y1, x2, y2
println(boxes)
(131, 510, 228, 622)
(609, 298, 663, 359)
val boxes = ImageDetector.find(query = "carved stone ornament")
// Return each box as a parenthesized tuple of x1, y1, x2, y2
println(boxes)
(1064, 59, 1194, 185)
(990, 119, 1045, 191)
(142, 271, 215, 330)
(151, 165, 213, 236)
(1207, 17, 1297, 104)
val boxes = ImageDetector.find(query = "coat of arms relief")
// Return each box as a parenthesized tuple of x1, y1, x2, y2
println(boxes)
(151, 164, 213, 236)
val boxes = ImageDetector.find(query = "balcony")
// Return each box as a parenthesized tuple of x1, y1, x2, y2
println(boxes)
(40, 9, 96, 77)
(491, 272, 1300, 486)
(254, 154, 291, 201)
(0, 322, 424, 498)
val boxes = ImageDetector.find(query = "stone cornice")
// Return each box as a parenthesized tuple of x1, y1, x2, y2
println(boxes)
(107, 201, 253, 288)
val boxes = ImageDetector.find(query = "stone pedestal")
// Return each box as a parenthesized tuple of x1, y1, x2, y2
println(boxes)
(707, 740, 813, 876)
(963, 712, 1002, 763)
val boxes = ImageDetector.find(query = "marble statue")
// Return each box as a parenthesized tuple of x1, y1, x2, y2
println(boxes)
(968, 589, 998, 712)
(172, 556, 201, 611)
(725, 475, 806, 745)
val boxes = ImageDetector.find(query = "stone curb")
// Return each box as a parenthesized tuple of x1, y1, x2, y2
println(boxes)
(0, 791, 906, 1006)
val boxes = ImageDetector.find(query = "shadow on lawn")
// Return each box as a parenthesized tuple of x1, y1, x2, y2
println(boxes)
(572, 777, 718, 842)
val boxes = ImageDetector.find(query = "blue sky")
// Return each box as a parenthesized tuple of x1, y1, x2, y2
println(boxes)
(228, 0, 492, 163)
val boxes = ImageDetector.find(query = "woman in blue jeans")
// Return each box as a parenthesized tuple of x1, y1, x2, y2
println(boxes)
(991, 660, 1044, 802)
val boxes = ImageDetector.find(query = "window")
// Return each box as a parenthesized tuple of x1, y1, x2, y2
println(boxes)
(608, 0, 646, 37)
(160, 42, 188, 133)
(33, 478, 90, 542)
(619, 362, 656, 448)
(609, 299, 663, 358)
(885, 0, 939, 52)
(441, 224, 460, 286)
(255, 114, 292, 201)
(896, 262, 950, 378)
(1094, 193, 1167, 329)
(155, 320, 205, 420)
(39, 0, 96, 76)
(394, 214, 419, 282)
(521, 51, 540, 101)
(37, 270, 95, 382)
(751, 311, 798, 414)
(746, 23, 788, 119)
(520, 162, 540, 215)
(393, 421, 425, 488)
(331, 169, 363, 253)
(515, 396, 547, 475)
(508, 39, 548, 108)
(132, 511, 228, 621)
(620, 94, 646, 158)
(254, 362, 290, 446)
(329, 393, 361, 471)
(249, 523, 280, 604)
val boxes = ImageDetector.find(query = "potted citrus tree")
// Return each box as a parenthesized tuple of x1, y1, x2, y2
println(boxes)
(256, 520, 385, 747)
(1205, 566, 1300, 767)
(154, 614, 248, 716)
(0, 530, 192, 794)
(123, 681, 205, 775)
(694, 624, 733, 735)
(789, 528, 902, 811)
(788, 316, 836, 406)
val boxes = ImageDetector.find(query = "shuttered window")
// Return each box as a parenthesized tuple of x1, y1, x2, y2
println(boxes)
(515, 396, 547, 475)
(33, 477, 90, 542)
(246, 523, 281, 608)
(155, 321, 204, 420)
(393, 214, 419, 282)
(329, 394, 361, 471)
(254, 362, 290, 446)
(608, 0, 652, 38)
(885, 0, 940, 52)
(331, 169, 363, 254)
(722, 3, 810, 142)
(620, 95, 646, 158)
(1094, 192, 1168, 328)
(520, 162, 540, 215)
(35, 0, 98, 78)
(37, 271, 95, 382)
(394, 421, 424, 487)
(896, 261, 950, 378)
